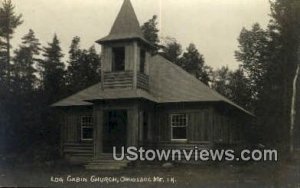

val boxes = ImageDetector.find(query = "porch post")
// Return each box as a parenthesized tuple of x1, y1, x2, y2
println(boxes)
(94, 104, 103, 157)
(127, 104, 139, 147)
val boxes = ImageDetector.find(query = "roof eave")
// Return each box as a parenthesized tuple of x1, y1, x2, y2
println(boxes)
(96, 37, 156, 50)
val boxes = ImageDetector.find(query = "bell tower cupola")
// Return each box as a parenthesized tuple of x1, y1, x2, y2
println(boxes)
(96, 0, 152, 91)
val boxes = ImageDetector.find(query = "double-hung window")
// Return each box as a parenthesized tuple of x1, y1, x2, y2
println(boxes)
(170, 113, 188, 141)
(81, 116, 93, 141)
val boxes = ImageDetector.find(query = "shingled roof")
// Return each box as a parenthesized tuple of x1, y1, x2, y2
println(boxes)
(96, 0, 149, 45)
(52, 54, 252, 116)
(52, 0, 252, 116)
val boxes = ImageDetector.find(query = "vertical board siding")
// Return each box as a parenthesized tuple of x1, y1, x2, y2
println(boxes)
(66, 114, 78, 142)
(159, 111, 169, 141)
(62, 109, 94, 162)
(188, 110, 210, 142)
(213, 107, 245, 145)
(158, 107, 212, 143)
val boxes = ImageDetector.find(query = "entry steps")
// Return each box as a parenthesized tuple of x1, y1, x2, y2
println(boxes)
(85, 154, 130, 170)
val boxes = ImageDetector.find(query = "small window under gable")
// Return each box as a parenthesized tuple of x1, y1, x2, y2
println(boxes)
(112, 47, 125, 72)
(81, 116, 93, 141)
(170, 113, 188, 141)
(140, 49, 146, 73)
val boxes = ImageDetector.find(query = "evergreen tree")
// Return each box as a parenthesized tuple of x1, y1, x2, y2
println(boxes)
(161, 37, 182, 64)
(0, 0, 23, 81)
(264, 0, 300, 147)
(227, 68, 252, 110)
(212, 66, 252, 110)
(12, 29, 41, 92)
(234, 0, 300, 147)
(65, 36, 81, 90)
(235, 23, 269, 103)
(39, 34, 65, 103)
(66, 37, 101, 93)
(211, 66, 233, 99)
(0, 0, 22, 153)
(179, 43, 211, 85)
(141, 15, 160, 50)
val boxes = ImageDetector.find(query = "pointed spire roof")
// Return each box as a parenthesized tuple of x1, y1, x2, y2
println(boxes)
(97, 0, 150, 45)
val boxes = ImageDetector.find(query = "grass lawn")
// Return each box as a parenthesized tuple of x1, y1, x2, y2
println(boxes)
(0, 159, 299, 187)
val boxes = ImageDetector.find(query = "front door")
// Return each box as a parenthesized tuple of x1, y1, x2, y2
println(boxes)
(103, 110, 127, 153)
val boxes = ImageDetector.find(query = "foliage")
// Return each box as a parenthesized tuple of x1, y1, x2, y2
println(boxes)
(0, 0, 23, 80)
(160, 37, 182, 64)
(235, 23, 269, 102)
(141, 15, 160, 50)
(66, 36, 101, 94)
(233, 0, 300, 147)
(1, 0, 299, 160)
(179, 43, 212, 85)
(211, 66, 233, 99)
(11, 29, 40, 92)
(39, 34, 65, 103)
(212, 66, 252, 110)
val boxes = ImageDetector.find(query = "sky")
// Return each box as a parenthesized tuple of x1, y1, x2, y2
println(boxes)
(11, 0, 271, 69)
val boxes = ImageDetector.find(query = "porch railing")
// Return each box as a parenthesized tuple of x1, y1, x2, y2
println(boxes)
(103, 71, 149, 91)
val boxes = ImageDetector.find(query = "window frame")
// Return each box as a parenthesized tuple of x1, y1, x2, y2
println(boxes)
(170, 113, 188, 142)
(112, 46, 125, 72)
(80, 116, 93, 141)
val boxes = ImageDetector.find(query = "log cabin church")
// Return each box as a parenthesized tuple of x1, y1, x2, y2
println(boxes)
(52, 0, 253, 169)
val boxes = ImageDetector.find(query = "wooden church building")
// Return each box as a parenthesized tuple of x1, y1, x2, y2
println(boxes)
(52, 0, 253, 169)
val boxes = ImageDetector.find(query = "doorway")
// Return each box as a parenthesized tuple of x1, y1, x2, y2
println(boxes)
(103, 110, 127, 153)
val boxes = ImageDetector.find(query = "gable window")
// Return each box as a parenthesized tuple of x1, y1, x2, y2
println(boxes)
(170, 113, 188, 141)
(112, 47, 125, 72)
(139, 49, 146, 73)
(81, 116, 93, 141)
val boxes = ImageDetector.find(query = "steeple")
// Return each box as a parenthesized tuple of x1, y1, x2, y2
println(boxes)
(97, 0, 148, 45)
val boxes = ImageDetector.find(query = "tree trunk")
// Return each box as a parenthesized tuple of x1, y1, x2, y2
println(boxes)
(290, 63, 300, 153)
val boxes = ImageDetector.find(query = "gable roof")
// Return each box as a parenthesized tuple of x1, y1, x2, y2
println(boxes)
(148, 55, 252, 115)
(52, 55, 253, 116)
(96, 0, 149, 45)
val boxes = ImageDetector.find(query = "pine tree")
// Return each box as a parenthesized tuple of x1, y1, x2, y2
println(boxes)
(12, 29, 41, 92)
(66, 36, 101, 93)
(235, 23, 269, 102)
(66, 36, 81, 91)
(161, 37, 182, 64)
(180, 43, 211, 85)
(228, 68, 252, 110)
(39, 34, 65, 103)
(211, 66, 232, 98)
(141, 15, 160, 50)
(212, 66, 252, 110)
(0, 0, 23, 81)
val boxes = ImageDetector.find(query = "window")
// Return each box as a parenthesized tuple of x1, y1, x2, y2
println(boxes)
(171, 114, 188, 141)
(112, 47, 125, 72)
(140, 49, 146, 73)
(81, 116, 93, 141)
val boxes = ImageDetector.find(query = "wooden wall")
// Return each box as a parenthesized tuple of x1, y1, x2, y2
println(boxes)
(61, 107, 94, 163)
(154, 103, 249, 149)
(156, 103, 213, 145)
(212, 103, 250, 147)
